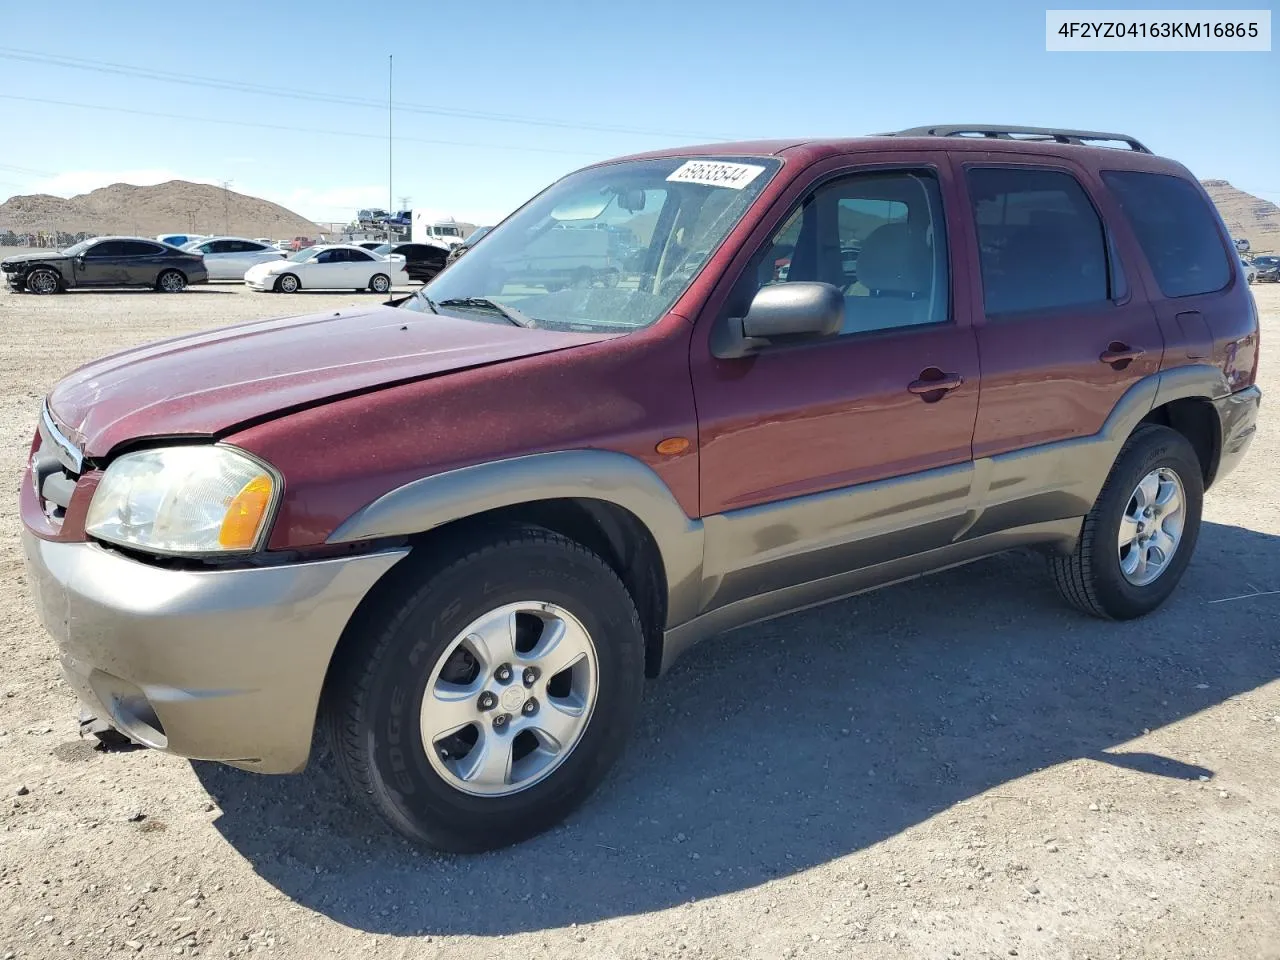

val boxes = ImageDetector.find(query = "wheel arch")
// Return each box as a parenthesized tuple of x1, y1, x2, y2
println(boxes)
(326, 450, 706, 676)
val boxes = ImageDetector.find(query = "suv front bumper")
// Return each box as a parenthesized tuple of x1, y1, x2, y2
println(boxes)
(21, 530, 406, 773)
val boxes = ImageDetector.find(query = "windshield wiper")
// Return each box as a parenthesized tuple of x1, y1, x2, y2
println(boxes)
(436, 297, 537, 328)
(414, 290, 439, 313)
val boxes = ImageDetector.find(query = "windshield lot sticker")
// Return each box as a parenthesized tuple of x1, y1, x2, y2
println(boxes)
(666, 160, 766, 190)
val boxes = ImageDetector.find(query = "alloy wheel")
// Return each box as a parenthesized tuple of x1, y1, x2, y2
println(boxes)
(420, 601, 599, 797)
(1118, 466, 1186, 586)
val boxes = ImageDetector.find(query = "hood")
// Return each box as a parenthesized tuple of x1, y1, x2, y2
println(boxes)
(2, 250, 68, 266)
(47, 303, 617, 458)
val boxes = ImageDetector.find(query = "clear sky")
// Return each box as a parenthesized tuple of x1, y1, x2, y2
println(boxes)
(0, 0, 1275, 226)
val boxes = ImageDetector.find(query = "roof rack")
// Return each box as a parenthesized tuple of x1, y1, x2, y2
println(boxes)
(879, 124, 1152, 154)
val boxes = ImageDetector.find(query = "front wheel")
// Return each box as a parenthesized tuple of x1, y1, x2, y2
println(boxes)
(1049, 424, 1203, 619)
(156, 269, 187, 293)
(26, 268, 62, 294)
(276, 273, 300, 293)
(369, 273, 391, 294)
(323, 528, 645, 852)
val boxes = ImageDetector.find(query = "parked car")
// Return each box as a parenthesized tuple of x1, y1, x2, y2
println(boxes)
(182, 236, 285, 280)
(352, 240, 386, 250)
(1241, 258, 1258, 283)
(3, 236, 208, 293)
(1252, 255, 1280, 282)
(357, 209, 390, 229)
(254, 238, 275, 247)
(156, 233, 206, 247)
(288, 236, 315, 252)
(19, 126, 1261, 853)
(371, 241, 449, 282)
(243, 243, 409, 293)
(444, 225, 492, 265)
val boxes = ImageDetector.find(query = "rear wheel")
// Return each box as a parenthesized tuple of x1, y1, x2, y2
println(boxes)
(1050, 424, 1203, 619)
(26, 268, 61, 295)
(323, 527, 645, 852)
(156, 269, 186, 293)
(369, 273, 391, 294)
(276, 273, 300, 293)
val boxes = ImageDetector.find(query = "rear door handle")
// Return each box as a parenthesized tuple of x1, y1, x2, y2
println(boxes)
(908, 369, 964, 399)
(1099, 342, 1145, 368)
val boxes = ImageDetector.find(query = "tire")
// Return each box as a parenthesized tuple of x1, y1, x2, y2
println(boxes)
(369, 273, 391, 294)
(156, 269, 187, 293)
(26, 268, 62, 295)
(276, 273, 300, 293)
(1049, 424, 1203, 619)
(323, 527, 645, 852)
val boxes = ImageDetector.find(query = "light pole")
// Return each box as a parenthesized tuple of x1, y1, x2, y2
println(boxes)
(220, 180, 233, 236)
(387, 54, 393, 245)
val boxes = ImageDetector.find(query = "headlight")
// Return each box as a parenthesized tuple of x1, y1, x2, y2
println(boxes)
(85, 446, 279, 555)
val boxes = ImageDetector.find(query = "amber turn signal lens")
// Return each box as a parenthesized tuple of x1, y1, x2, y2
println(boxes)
(655, 437, 690, 456)
(218, 473, 274, 549)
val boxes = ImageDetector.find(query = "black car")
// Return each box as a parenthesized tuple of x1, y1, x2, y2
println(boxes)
(444, 225, 492, 266)
(1254, 255, 1280, 283)
(371, 242, 449, 283)
(2, 237, 209, 294)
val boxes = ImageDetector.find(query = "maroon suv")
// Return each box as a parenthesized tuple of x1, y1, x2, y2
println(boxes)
(20, 125, 1261, 851)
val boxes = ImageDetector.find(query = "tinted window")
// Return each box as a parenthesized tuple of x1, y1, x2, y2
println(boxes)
(85, 241, 126, 257)
(967, 167, 1109, 315)
(1101, 170, 1231, 298)
(347, 249, 374, 262)
(315, 250, 343, 263)
(117, 241, 162, 256)
(753, 170, 950, 334)
(206, 240, 236, 254)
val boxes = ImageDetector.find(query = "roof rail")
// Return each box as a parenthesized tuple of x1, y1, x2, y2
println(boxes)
(879, 124, 1152, 154)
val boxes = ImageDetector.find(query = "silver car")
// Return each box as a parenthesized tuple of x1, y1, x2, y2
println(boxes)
(183, 236, 285, 281)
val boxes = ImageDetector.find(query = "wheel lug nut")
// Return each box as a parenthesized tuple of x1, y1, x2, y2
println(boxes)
(522, 667, 539, 686)
(522, 698, 538, 716)
(477, 691, 497, 711)
(495, 664, 512, 683)
(493, 713, 509, 729)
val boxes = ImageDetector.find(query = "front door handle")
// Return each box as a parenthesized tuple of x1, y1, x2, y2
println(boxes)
(908, 368, 964, 401)
(1099, 342, 1145, 369)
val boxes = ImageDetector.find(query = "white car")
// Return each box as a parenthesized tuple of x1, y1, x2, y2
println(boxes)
(183, 236, 286, 280)
(243, 244, 409, 293)
(1241, 258, 1258, 284)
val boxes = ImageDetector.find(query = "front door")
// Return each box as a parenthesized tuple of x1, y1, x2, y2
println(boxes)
(690, 156, 981, 612)
(75, 240, 127, 286)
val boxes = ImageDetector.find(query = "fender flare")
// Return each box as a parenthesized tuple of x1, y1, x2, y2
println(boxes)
(326, 449, 706, 627)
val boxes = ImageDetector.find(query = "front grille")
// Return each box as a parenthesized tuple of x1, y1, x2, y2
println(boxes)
(31, 405, 83, 525)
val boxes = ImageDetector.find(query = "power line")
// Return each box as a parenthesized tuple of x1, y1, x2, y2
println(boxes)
(0, 46, 726, 142)
(0, 93, 610, 159)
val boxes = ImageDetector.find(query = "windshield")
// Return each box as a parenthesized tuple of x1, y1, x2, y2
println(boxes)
(287, 246, 318, 262)
(61, 240, 94, 257)
(407, 156, 780, 330)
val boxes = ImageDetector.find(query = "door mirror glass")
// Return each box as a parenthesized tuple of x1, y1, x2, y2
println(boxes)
(713, 282, 844, 358)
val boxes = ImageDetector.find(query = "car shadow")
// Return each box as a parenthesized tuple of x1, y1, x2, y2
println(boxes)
(53, 288, 236, 295)
(194, 520, 1280, 936)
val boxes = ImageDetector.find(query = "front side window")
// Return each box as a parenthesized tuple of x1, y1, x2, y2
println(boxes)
(1101, 170, 1231, 298)
(749, 170, 950, 334)
(967, 167, 1109, 315)
(86, 241, 126, 258)
(409, 156, 781, 331)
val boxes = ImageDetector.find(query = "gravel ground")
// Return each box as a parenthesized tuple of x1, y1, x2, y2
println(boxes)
(1, 277, 1278, 960)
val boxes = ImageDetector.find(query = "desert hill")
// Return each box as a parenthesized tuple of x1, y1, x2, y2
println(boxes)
(0, 180, 319, 239)
(1201, 180, 1279, 254)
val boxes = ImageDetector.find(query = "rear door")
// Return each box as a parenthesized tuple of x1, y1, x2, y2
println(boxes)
(115, 240, 168, 285)
(953, 155, 1164, 528)
(344, 248, 377, 285)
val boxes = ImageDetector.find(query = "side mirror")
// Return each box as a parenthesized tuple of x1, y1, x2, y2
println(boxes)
(711, 282, 844, 359)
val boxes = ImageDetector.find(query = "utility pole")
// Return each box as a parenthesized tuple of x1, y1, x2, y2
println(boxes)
(220, 180, 232, 236)
(387, 54, 394, 245)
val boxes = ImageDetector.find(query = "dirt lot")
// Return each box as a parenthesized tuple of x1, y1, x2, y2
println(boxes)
(1, 277, 1278, 960)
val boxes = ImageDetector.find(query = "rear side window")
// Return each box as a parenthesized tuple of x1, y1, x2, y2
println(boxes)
(967, 167, 1109, 315)
(1101, 170, 1230, 298)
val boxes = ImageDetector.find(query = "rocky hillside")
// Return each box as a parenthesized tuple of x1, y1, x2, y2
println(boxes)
(1202, 180, 1280, 254)
(0, 181, 319, 238)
